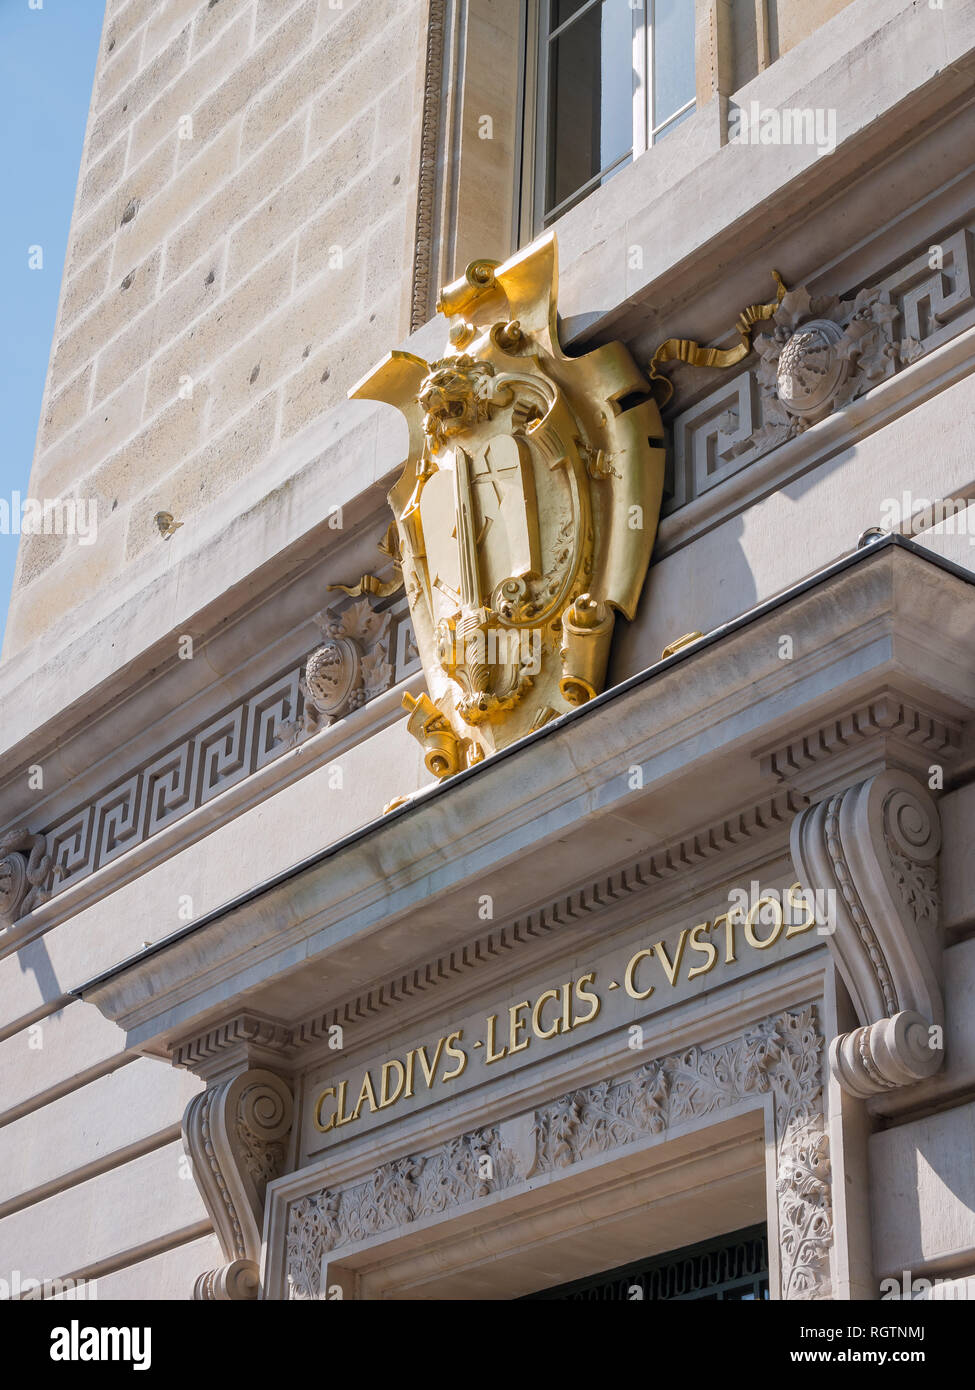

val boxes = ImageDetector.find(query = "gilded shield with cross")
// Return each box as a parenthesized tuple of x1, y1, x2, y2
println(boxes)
(349, 232, 666, 778)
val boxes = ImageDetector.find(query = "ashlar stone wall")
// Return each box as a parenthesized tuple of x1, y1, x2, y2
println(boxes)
(4, 0, 427, 660)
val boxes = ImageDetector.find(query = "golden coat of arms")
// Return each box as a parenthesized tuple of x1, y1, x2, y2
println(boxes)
(349, 233, 666, 780)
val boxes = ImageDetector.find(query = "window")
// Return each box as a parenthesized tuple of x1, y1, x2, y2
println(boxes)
(525, 0, 697, 233)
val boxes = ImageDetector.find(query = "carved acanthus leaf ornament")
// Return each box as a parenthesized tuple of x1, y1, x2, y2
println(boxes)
(346, 233, 666, 778)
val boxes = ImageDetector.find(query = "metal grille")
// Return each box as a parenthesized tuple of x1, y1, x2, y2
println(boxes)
(521, 1224, 769, 1301)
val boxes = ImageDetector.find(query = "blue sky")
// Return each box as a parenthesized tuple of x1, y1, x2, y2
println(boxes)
(0, 0, 104, 650)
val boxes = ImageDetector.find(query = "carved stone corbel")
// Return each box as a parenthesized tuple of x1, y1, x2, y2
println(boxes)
(790, 770, 943, 1099)
(182, 1068, 294, 1300)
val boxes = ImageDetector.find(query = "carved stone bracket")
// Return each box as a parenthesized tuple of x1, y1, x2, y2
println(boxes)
(182, 1068, 294, 1300)
(0, 827, 50, 927)
(791, 770, 943, 1099)
(285, 1007, 831, 1300)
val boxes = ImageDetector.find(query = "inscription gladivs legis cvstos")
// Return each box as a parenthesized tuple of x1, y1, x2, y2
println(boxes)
(313, 974, 599, 1135)
(623, 881, 816, 999)
(312, 883, 818, 1137)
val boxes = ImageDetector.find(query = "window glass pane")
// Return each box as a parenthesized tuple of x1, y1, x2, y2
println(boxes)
(542, 154, 632, 228)
(552, 0, 592, 27)
(654, 102, 694, 143)
(546, 0, 633, 215)
(652, 0, 696, 131)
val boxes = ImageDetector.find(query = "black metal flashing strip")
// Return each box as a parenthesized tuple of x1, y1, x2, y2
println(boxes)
(72, 533, 974, 999)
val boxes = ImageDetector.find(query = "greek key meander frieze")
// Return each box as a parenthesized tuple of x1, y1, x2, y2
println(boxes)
(0, 593, 418, 921)
(670, 226, 975, 507)
(285, 1007, 831, 1300)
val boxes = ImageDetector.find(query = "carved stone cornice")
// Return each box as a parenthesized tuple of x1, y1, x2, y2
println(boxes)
(791, 770, 943, 1099)
(77, 541, 975, 1061)
(759, 691, 962, 799)
(182, 1068, 294, 1300)
(167, 788, 805, 1070)
(292, 789, 805, 1041)
(165, 789, 805, 1077)
(285, 1007, 831, 1301)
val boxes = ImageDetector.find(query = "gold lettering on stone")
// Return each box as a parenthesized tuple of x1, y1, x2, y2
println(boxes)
(309, 883, 816, 1139)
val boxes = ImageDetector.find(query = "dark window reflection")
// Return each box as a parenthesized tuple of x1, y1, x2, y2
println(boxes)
(538, 0, 697, 229)
(553, 0, 592, 27)
(520, 1224, 771, 1300)
(545, 0, 633, 220)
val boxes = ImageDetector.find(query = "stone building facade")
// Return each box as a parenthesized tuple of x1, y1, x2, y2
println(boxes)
(2, 0, 975, 1300)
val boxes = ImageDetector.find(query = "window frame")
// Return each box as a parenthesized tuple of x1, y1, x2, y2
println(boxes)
(519, 0, 697, 239)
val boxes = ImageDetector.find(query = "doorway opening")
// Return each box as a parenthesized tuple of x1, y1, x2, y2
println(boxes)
(519, 1223, 769, 1300)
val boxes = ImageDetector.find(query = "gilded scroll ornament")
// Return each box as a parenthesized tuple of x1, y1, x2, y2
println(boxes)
(326, 522, 405, 601)
(648, 270, 788, 406)
(349, 232, 666, 777)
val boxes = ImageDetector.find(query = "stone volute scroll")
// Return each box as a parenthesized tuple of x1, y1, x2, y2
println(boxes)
(182, 1068, 294, 1300)
(790, 770, 944, 1099)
